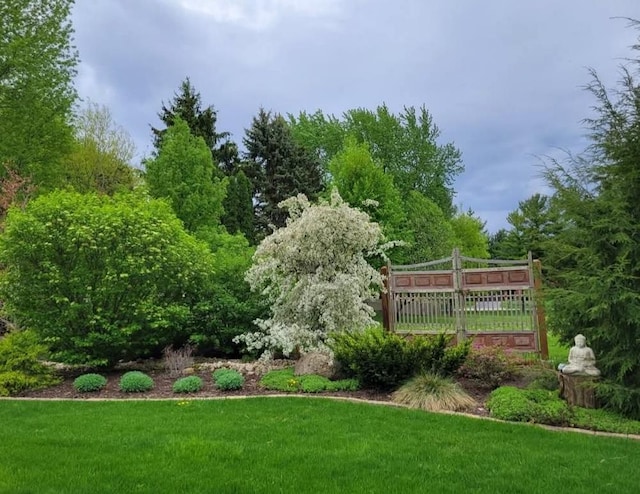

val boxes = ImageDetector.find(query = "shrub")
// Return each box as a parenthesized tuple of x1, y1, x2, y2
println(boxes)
(392, 373, 476, 412)
(259, 368, 360, 393)
(172, 376, 203, 394)
(457, 345, 518, 389)
(487, 386, 571, 426)
(0, 190, 217, 367)
(526, 368, 560, 391)
(571, 406, 640, 435)
(73, 373, 107, 393)
(163, 345, 194, 378)
(300, 375, 332, 393)
(119, 371, 154, 393)
(331, 328, 470, 391)
(591, 381, 640, 421)
(213, 369, 244, 391)
(0, 329, 60, 396)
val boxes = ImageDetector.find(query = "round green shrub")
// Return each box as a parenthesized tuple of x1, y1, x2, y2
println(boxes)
(119, 371, 154, 393)
(73, 373, 107, 393)
(212, 368, 238, 381)
(172, 376, 203, 394)
(214, 369, 244, 391)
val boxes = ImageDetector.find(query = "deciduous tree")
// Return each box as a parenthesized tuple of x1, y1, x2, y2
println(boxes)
(0, 0, 78, 188)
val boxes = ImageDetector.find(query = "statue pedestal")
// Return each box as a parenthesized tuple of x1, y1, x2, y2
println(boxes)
(558, 373, 599, 408)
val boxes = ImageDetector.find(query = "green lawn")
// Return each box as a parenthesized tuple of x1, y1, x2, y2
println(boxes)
(0, 398, 638, 493)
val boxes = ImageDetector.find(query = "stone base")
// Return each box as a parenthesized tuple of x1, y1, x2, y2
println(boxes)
(558, 373, 599, 408)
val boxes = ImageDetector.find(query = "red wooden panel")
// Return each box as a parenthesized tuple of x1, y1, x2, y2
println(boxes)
(414, 276, 432, 287)
(394, 276, 412, 288)
(465, 273, 483, 285)
(434, 275, 453, 287)
(486, 272, 505, 284)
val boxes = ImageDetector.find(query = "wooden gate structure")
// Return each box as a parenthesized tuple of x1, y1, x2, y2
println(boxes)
(381, 249, 548, 358)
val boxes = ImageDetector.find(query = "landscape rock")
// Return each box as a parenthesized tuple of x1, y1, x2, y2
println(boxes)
(294, 352, 337, 379)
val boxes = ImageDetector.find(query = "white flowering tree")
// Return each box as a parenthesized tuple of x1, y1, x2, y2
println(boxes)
(235, 189, 392, 359)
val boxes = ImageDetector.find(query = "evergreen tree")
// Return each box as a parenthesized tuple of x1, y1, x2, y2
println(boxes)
(243, 108, 323, 232)
(152, 78, 235, 169)
(544, 21, 640, 408)
(221, 170, 255, 243)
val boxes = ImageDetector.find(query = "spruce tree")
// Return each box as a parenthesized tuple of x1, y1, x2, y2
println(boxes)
(243, 109, 323, 232)
(152, 78, 235, 168)
(545, 21, 640, 411)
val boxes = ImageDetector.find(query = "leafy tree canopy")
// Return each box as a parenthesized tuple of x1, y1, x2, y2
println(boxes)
(145, 117, 227, 234)
(0, 0, 79, 187)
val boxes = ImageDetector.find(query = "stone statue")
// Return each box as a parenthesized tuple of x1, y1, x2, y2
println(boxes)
(558, 334, 600, 377)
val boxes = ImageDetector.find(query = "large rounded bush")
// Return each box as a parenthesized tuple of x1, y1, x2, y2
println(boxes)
(0, 191, 216, 367)
(172, 376, 203, 394)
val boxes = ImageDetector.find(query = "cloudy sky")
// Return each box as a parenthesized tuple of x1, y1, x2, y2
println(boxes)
(71, 0, 639, 232)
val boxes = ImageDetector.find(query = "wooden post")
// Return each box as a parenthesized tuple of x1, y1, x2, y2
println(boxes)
(452, 248, 466, 342)
(533, 259, 549, 360)
(380, 265, 391, 332)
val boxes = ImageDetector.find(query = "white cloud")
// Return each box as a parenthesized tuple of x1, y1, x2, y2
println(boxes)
(174, 0, 343, 30)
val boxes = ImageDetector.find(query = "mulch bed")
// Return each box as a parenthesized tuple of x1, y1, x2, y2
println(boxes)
(13, 361, 516, 418)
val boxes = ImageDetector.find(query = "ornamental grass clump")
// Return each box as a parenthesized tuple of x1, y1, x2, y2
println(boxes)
(172, 375, 203, 394)
(119, 371, 154, 393)
(392, 373, 476, 412)
(73, 373, 107, 393)
(213, 368, 244, 391)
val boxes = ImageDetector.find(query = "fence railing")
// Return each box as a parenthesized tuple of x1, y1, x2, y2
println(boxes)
(380, 249, 548, 358)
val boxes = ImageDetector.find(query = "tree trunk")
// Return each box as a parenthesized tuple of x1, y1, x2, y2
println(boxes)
(558, 373, 598, 408)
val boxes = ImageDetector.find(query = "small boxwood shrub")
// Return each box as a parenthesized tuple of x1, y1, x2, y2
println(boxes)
(487, 386, 571, 426)
(331, 328, 470, 391)
(213, 368, 244, 391)
(119, 371, 154, 393)
(172, 375, 203, 394)
(73, 373, 107, 393)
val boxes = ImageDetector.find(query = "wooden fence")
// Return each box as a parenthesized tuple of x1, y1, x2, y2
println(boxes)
(381, 249, 548, 358)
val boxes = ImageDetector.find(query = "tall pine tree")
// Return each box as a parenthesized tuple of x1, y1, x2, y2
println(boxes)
(243, 108, 323, 232)
(152, 78, 236, 169)
(544, 21, 640, 415)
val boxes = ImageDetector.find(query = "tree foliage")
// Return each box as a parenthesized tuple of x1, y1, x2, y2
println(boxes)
(289, 104, 463, 215)
(235, 190, 390, 358)
(544, 21, 640, 392)
(64, 101, 137, 195)
(492, 194, 557, 260)
(328, 139, 406, 242)
(152, 77, 233, 168)
(0, 0, 78, 187)
(450, 211, 490, 259)
(0, 190, 216, 367)
(243, 108, 323, 233)
(221, 170, 255, 243)
(145, 117, 227, 233)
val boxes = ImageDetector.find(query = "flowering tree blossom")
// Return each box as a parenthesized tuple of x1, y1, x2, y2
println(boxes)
(235, 189, 393, 359)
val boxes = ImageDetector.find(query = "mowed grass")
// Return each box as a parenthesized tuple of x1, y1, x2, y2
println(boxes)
(0, 398, 638, 493)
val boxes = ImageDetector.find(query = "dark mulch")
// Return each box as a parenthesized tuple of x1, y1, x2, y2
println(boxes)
(13, 362, 525, 418)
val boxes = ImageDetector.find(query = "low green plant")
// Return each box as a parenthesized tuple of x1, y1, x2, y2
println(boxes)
(172, 376, 203, 394)
(487, 386, 571, 426)
(330, 328, 470, 391)
(571, 406, 640, 435)
(0, 329, 60, 396)
(213, 369, 244, 391)
(73, 373, 107, 393)
(118, 371, 154, 393)
(457, 345, 519, 389)
(300, 374, 332, 393)
(392, 372, 476, 412)
(260, 368, 360, 393)
(326, 378, 359, 392)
